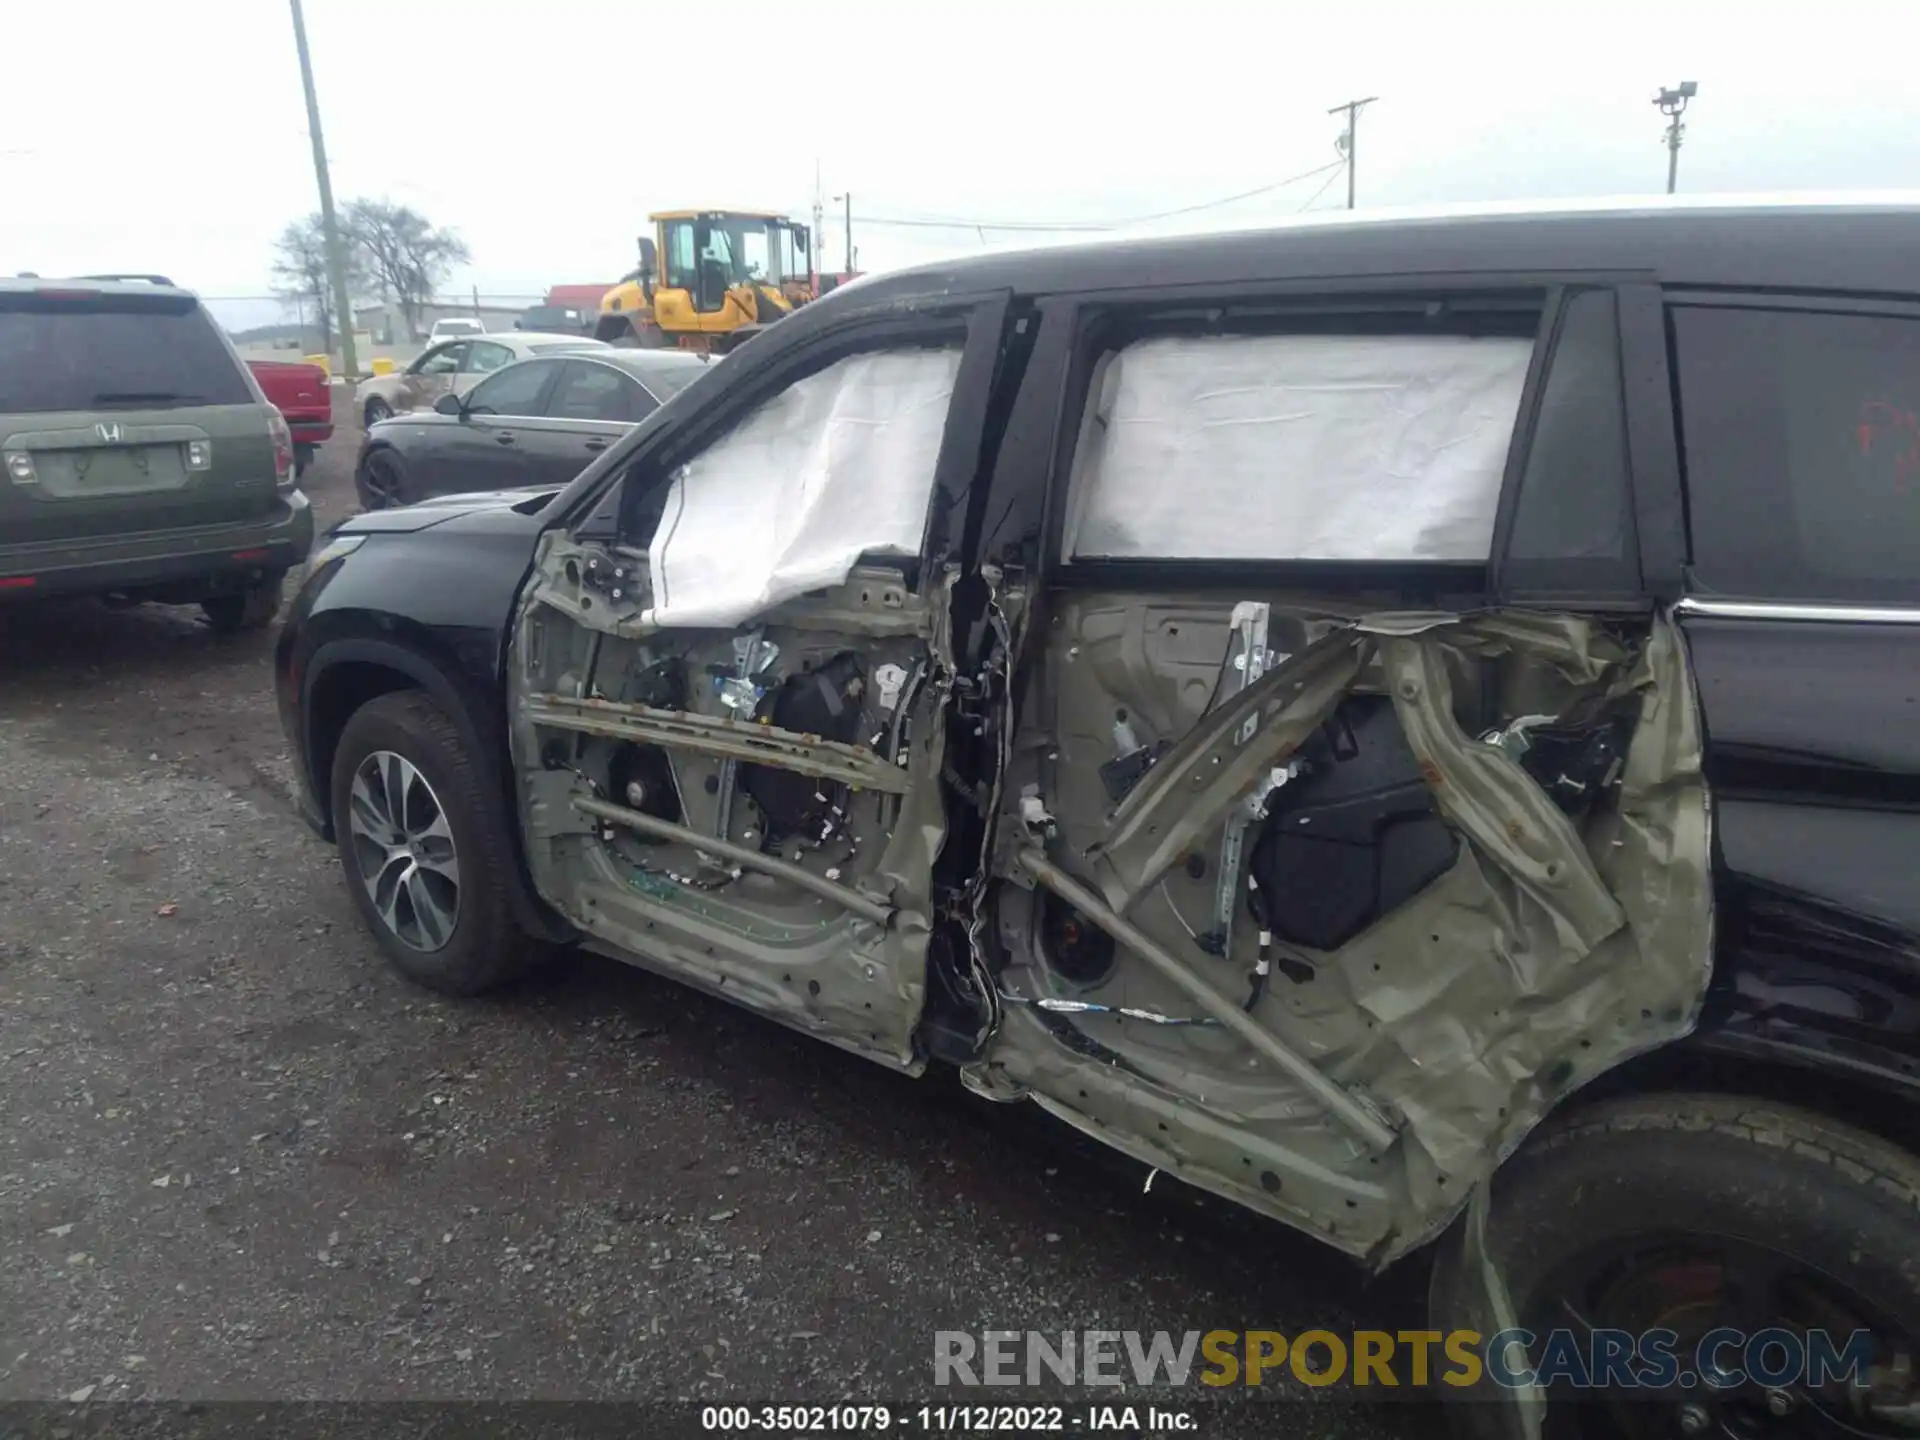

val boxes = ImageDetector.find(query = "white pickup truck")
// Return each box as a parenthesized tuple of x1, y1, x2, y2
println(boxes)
(425, 317, 486, 345)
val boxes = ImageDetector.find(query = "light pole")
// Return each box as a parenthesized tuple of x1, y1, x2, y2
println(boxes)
(1654, 82, 1698, 195)
(289, 0, 358, 379)
(832, 192, 853, 274)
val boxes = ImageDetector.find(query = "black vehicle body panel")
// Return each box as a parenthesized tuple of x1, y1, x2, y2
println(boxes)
(1681, 611, 1920, 1097)
(279, 201, 1920, 1109)
(274, 492, 575, 942)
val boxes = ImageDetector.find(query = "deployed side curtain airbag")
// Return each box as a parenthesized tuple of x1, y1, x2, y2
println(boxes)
(1063, 332, 1534, 563)
(644, 347, 962, 629)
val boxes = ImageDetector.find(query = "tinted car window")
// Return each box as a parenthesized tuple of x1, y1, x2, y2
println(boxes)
(635, 361, 704, 402)
(1502, 289, 1638, 596)
(1674, 305, 1920, 604)
(465, 359, 559, 416)
(467, 341, 515, 374)
(549, 361, 645, 423)
(0, 293, 252, 412)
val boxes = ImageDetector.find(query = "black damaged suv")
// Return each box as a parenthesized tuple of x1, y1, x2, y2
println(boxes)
(280, 200, 1920, 1434)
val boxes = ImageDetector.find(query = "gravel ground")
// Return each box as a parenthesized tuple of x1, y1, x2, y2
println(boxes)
(0, 396, 1446, 1436)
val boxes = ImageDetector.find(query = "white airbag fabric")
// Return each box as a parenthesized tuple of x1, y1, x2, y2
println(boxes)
(645, 347, 961, 629)
(1063, 333, 1533, 562)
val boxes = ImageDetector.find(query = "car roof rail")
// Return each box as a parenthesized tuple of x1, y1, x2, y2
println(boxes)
(74, 272, 178, 287)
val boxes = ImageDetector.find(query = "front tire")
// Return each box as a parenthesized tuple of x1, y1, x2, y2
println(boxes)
(329, 690, 534, 996)
(363, 397, 393, 427)
(1432, 1093, 1920, 1439)
(356, 449, 410, 510)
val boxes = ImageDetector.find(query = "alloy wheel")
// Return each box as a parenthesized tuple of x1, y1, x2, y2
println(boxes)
(361, 454, 404, 509)
(345, 750, 460, 952)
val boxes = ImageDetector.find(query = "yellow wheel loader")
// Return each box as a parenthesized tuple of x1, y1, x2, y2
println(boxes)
(595, 210, 814, 354)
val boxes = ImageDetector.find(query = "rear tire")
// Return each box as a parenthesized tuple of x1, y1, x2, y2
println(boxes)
(329, 690, 535, 996)
(200, 572, 285, 632)
(1431, 1092, 1920, 1440)
(294, 442, 316, 476)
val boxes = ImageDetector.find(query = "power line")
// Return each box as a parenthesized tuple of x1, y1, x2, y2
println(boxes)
(1297, 166, 1346, 212)
(846, 213, 1108, 234)
(851, 159, 1348, 235)
(1113, 160, 1345, 226)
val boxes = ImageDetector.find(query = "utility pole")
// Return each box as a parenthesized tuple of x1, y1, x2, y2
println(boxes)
(811, 160, 824, 298)
(1327, 96, 1377, 210)
(810, 162, 825, 297)
(833, 192, 853, 274)
(288, 0, 358, 379)
(1653, 82, 1699, 194)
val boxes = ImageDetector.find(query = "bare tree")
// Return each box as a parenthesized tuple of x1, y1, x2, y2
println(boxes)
(270, 214, 364, 352)
(344, 199, 471, 341)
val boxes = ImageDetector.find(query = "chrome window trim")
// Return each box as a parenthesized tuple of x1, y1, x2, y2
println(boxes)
(1677, 596, 1920, 625)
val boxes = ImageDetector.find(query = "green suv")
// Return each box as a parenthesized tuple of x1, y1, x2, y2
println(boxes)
(0, 275, 314, 630)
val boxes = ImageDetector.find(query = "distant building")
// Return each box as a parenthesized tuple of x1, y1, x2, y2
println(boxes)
(353, 299, 526, 344)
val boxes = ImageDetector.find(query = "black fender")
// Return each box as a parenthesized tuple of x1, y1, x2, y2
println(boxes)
(301, 635, 578, 945)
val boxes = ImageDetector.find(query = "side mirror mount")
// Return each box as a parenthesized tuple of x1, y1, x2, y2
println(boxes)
(433, 392, 465, 418)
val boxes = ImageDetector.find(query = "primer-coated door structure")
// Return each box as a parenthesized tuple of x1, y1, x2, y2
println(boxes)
(506, 296, 1012, 1070)
(955, 282, 1712, 1264)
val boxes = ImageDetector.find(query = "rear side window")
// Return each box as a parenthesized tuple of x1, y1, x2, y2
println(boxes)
(635, 360, 704, 402)
(467, 341, 515, 374)
(1674, 305, 1920, 604)
(1500, 289, 1639, 597)
(1060, 330, 1533, 563)
(549, 361, 646, 423)
(0, 295, 252, 412)
(466, 358, 559, 416)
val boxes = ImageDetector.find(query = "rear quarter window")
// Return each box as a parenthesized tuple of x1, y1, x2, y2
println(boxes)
(1674, 304, 1920, 604)
(0, 295, 253, 412)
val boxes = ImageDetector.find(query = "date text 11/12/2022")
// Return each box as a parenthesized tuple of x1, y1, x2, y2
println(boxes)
(699, 1406, 1197, 1432)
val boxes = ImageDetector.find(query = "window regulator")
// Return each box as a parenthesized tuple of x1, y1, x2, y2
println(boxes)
(707, 629, 778, 862)
(1199, 602, 1290, 958)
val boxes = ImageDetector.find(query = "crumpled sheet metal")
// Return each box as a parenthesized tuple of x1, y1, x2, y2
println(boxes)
(991, 600, 1714, 1266)
(1089, 627, 1371, 910)
(1378, 635, 1627, 958)
(1316, 611, 1714, 1255)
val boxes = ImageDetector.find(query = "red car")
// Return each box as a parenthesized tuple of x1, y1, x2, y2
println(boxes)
(246, 358, 333, 475)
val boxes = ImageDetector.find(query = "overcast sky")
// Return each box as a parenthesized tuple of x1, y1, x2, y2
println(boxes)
(7, 0, 1919, 330)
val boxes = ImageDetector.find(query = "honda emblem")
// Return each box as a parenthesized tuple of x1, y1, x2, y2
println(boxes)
(95, 422, 123, 444)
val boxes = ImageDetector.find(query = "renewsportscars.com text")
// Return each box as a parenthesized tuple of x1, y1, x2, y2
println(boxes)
(934, 1328, 1877, 1392)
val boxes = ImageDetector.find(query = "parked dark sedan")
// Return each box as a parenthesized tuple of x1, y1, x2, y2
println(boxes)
(353, 349, 709, 509)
